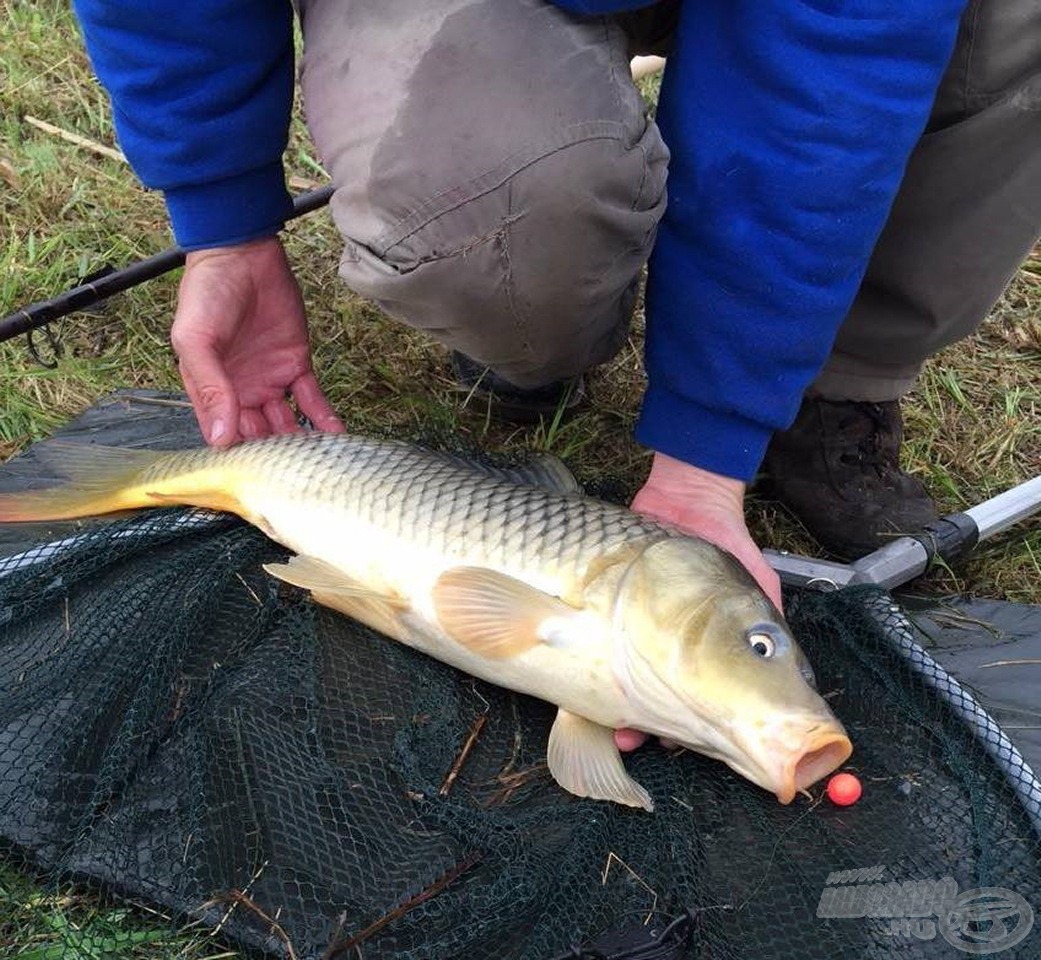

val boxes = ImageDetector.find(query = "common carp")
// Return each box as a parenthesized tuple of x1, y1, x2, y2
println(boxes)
(0, 433, 852, 809)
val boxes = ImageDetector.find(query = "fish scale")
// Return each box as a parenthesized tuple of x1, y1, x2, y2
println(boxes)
(133, 433, 660, 586)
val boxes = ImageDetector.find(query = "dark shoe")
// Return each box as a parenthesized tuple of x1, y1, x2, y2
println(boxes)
(450, 351, 586, 424)
(762, 398, 938, 559)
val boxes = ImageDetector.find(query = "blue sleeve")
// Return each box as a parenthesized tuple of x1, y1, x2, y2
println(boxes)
(71, 0, 295, 250)
(609, 0, 966, 481)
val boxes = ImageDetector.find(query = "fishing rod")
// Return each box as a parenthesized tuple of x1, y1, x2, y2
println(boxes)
(766, 475, 1041, 591)
(0, 184, 334, 350)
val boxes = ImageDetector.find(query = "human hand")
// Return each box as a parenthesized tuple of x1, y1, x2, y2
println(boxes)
(171, 236, 345, 446)
(615, 451, 782, 753)
(630, 452, 781, 606)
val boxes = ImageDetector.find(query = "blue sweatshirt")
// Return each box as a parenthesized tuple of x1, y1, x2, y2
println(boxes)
(72, 0, 966, 481)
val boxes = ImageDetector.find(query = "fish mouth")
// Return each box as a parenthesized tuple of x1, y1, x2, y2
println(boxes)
(774, 730, 853, 805)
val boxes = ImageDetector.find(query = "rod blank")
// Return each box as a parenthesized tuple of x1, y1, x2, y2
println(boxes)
(1, 185, 333, 344)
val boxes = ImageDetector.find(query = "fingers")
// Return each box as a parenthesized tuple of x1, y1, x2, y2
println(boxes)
(173, 240, 344, 447)
(614, 729, 676, 752)
(291, 372, 346, 433)
(262, 397, 303, 435)
(720, 530, 783, 609)
(236, 389, 339, 444)
(178, 363, 342, 448)
(751, 555, 784, 610)
(255, 384, 343, 439)
(177, 352, 240, 447)
(238, 407, 269, 441)
(631, 452, 783, 610)
(614, 728, 648, 752)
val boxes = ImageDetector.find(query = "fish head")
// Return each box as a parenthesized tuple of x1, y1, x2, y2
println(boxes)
(615, 538, 852, 803)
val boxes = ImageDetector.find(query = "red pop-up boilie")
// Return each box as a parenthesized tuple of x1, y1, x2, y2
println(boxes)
(827, 773, 862, 806)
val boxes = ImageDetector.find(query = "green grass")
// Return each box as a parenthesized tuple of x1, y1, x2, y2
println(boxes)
(2, 1, 1040, 955)
(0, 864, 237, 959)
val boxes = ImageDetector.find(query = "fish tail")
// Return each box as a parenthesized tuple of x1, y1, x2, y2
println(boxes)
(0, 443, 235, 521)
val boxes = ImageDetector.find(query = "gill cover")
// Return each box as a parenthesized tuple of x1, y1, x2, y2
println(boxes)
(614, 538, 852, 800)
(615, 537, 785, 661)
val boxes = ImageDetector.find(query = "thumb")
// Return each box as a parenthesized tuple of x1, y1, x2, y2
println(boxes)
(177, 348, 240, 447)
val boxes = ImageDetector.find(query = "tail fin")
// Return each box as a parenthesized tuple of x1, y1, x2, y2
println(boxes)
(0, 443, 174, 521)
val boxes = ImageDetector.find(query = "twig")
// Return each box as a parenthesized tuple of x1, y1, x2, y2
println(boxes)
(439, 712, 488, 796)
(201, 859, 269, 940)
(322, 851, 483, 959)
(167, 678, 190, 725)
(204, 888, 298, 960)
(23, 114, 126, 163)
(483, 762, 549, 807)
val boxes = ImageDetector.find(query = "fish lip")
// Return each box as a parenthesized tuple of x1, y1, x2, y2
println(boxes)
(774, 731, 854, 805)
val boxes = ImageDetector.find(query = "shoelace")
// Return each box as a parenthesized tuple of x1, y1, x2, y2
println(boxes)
(836, 402, 898, 474)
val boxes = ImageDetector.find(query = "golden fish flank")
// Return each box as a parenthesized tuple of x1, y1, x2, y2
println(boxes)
(0, 433, 852, 810)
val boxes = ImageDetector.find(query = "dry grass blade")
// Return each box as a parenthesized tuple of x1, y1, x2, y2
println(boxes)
(23, 113, 126, 163)
(601, 852, 659, 924)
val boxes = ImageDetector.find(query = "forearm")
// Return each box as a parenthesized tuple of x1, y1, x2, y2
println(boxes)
(72, 0, 295, 248)
(636, 0, 967, 482)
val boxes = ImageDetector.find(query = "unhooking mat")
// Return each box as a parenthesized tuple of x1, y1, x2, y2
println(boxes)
(0, 390, 1038, 959)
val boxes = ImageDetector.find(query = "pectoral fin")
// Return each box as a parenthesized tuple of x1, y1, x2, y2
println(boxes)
(547, 709, 654, 811)
(432, 567, 582, 658)
(263, 556, 407, 639)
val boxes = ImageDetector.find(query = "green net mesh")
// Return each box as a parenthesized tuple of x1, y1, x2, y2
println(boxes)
(0, 407, 1038, 959)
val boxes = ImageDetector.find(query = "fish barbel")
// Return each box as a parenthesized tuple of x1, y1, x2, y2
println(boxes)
(0, 433, 852, 809)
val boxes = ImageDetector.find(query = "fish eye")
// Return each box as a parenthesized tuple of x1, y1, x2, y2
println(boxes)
(748, 632, 775, 658)
(746, 623, 786, 659)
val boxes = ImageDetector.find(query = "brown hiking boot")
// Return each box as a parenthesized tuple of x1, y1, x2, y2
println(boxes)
(762, 398, 938, 559)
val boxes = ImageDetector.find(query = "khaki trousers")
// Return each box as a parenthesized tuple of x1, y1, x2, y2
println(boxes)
(299, 0, 1040, 399)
